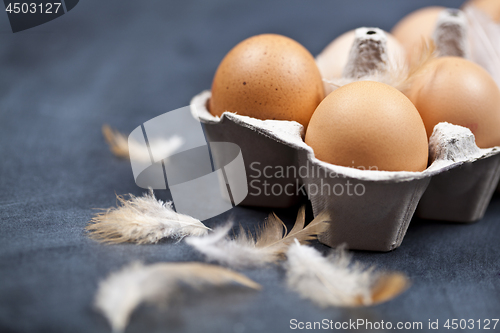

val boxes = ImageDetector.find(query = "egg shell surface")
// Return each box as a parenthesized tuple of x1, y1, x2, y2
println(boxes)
(305, 81, 429, 172)
(209, 34, 325, 129)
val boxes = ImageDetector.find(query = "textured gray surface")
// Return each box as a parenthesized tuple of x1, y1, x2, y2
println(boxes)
(1, 0, 499, 332)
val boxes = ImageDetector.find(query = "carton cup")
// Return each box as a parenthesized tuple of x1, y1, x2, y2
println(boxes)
(191, 91, 306, 208)
(416, 148, 500, 223)
(298, 151, 431, 252)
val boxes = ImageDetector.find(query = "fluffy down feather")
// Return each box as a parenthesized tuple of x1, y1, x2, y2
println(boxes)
(87, 190, 209, 244)
(102, 124, 183, 162)
(94, 262, 260, 332)
(186, 207, 330, 268)
(285, 241, 409, 307)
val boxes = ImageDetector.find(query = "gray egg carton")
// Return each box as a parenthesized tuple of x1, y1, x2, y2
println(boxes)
(189, 24, 500, 251)
(191, 91, 500, 252)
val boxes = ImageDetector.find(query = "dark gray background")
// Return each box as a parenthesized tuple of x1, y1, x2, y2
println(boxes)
(1, 0, 499, 332)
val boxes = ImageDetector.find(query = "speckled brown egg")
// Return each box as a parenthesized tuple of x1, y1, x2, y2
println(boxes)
(391, 6, 445, 62)
(305, 81, 428, 172)
(406, 57, 500, 148)
(209, 34, 325, 129)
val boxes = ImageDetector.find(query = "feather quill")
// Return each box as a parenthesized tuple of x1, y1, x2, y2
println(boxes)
(102, 124, 184, 162)
(186, 207, 330, 268)
(87, 190, 210, 244)
(285, 241, 409, 307)
(95, 262, 261, 333)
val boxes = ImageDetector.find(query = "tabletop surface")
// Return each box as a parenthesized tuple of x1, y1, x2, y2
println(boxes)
(1, 1, 499, 332)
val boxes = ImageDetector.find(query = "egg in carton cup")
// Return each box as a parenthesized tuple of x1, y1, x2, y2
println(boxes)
(319, 21, 500, 226)
(190, 27, 500, 251)
(461, 2, 500, 192)
(391, 8, 500, 221)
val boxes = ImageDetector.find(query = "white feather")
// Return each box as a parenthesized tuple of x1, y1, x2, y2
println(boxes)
(87, 190, 210, 244)
(102, 124, 184, 162)
(464, 5, 500, 88)
(185, 208, 330, 269)
(94, 262, 261, 333)
(185, 223, 277, 268)
(130, 135, 184, 163)
(285, 240, 408, 307)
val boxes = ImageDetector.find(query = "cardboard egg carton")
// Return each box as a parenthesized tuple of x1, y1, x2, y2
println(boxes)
(189, 25, 500, 251)
(415, 7, 500, 219)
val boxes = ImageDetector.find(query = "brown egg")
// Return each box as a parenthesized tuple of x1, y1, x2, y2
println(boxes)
(466, 0, 500, 21)
(209, 34, 325, 129)
(305, 81, 428, 172)
(316, 29, 406, 83)
(406, 57, 500, 148)
(391, 6, 445, 61)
